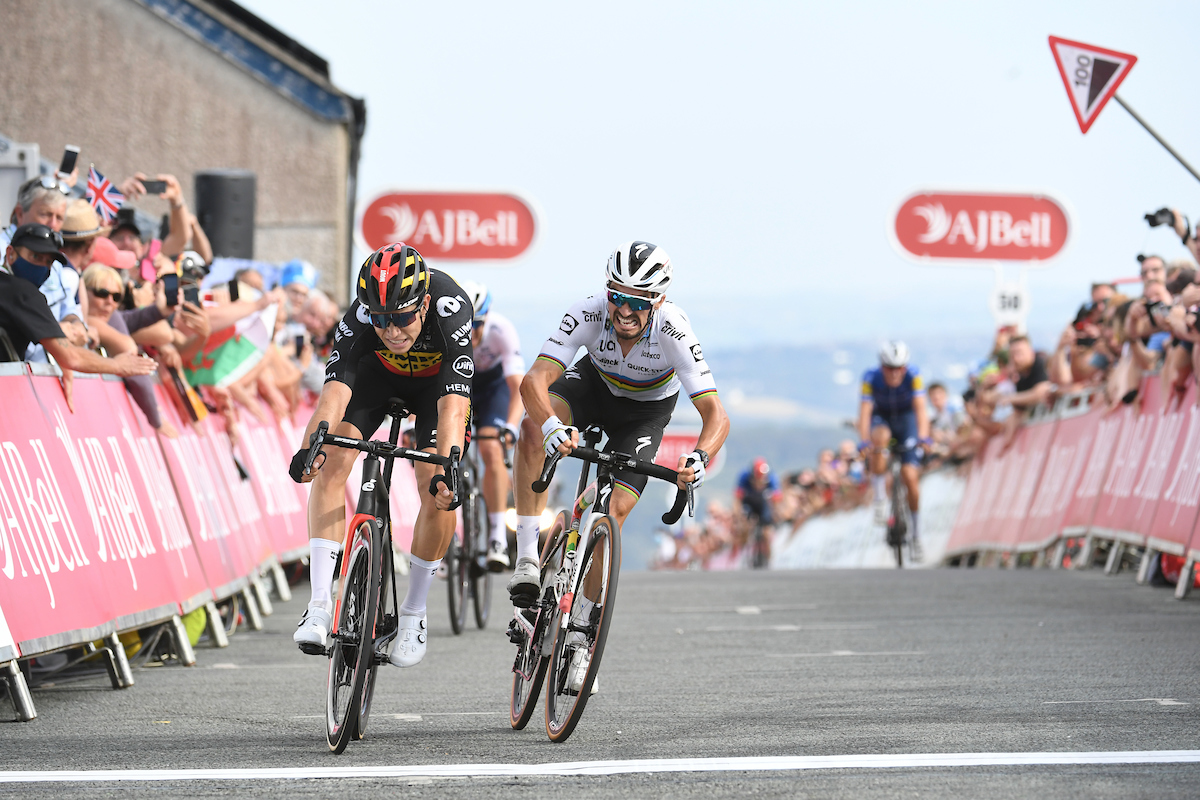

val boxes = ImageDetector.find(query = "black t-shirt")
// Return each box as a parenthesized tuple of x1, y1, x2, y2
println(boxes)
(1016, 353, 1050, 392)
(325, 268, 475, 399)
(0, 271, 65, 358)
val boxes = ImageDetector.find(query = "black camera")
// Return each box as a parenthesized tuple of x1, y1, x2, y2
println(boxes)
(1146, 299, 1172, 325)
(1145, 207, 1176, 228)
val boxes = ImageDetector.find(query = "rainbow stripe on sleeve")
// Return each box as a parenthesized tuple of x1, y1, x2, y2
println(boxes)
(536, 354, 567, 370)
(689, 388, 718, 401)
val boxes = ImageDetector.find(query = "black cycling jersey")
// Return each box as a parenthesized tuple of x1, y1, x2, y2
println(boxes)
(325, 268, 475, 401)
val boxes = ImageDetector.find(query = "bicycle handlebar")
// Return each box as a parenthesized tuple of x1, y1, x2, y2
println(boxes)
(306, 420, 462, 508)
(533, 446, 695, 525)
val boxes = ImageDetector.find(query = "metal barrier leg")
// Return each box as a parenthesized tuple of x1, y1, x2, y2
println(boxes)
(204, 601, 229, 648)
(103, 633, 134, 688)
(1076, 535, 1095, 569)
(269, 562, 293, 603)
(168, 615, 197, 667)
(1105, 542, 1125, 575)
(3, 660, 36, 721)
(1175, 559, 1195, 600)
(1136, 549, 1157, 585)
(1050, 539, 1067, 569)
(251, 576, 274, 617)
(1032, 549, 1046, 569)
(241, 586, 264, 631)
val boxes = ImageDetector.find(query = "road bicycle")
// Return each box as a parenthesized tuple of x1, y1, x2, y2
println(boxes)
(507, 426, 693, 742)
(301, 401, 460, 754)
(883, 440, 914, 569)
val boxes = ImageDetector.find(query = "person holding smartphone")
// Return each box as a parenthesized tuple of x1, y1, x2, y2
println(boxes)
(114, 173, 193, 260)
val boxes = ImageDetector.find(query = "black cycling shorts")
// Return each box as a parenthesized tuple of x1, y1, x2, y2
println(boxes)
(341, 355, 471, 452)
(548, 358, 677, 498)
(472, 363, 510, 430)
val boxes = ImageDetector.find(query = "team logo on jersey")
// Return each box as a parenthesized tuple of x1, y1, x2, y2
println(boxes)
(453, 355, 475, 378)
(451, 320, 471, 345)
(690, 344, 704, 362)
(356, 304, 371, 324)
(635, 435, 653, 454)
(564, 370, 581, 380)
(376, 349, 441, 377)
(560, 314, 578, 334)
(583, 310, 601, 323)
(437, 295, 463, 318)
(326, 350, 341, 368)
(335, 320, 353, 342)
(661, 320, 686, 341)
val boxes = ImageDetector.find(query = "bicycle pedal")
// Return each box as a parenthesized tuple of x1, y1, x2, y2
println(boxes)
(506, 619, 524, 645)
(374, 651, 391, 665)
(297, 642, 327, 657)
(509, 587, 537, 609)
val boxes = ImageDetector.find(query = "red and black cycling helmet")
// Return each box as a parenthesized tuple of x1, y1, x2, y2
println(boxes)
(357, 242, 430, 314)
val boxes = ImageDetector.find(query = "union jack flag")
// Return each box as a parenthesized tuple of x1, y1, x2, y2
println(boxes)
(86, 165, 123, 223)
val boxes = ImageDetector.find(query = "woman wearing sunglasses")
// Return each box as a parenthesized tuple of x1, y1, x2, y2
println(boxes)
(508, 241, 730, 620)
(289, 242, 474, 670)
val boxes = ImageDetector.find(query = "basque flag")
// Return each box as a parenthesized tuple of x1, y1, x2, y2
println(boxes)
(86, 165, 123, 223)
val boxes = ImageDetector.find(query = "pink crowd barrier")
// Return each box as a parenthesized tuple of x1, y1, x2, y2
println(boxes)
(0, 367, 375, 662)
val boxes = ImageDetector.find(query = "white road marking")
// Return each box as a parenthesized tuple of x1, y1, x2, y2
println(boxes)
(704, 624, 877, 633)
(2, 751, 1198, 783)
(735, 606, 762, 615)
(765, 650, 926, 658)
(1043, 698, 1189, 706)
(291, 711, 504, 720)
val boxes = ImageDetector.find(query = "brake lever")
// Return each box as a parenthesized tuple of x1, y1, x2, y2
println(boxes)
(532, 450, 563, 494)
(304, 420, 329, 474)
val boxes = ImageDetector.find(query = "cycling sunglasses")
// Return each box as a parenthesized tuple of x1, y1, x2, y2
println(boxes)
(91, 286, 124, 302)
(22, 175, 71, 196)
(606, 290, 655, 312)
(471, 317, 486, 329)
(369, 308, 420, 329)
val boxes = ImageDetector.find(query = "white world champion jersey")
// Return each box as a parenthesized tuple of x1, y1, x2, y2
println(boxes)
(537, 294, 718, 402)
(473, 311, 525, 376)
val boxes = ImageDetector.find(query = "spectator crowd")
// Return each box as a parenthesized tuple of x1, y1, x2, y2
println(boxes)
(0, 152, 342, 448)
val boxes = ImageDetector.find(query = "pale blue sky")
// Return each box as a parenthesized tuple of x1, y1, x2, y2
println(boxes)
(242, 0, 1200, 354)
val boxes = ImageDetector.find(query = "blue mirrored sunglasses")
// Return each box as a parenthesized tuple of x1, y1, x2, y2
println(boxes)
(369, 309, 420, 329)
(606, 290, 655, 312)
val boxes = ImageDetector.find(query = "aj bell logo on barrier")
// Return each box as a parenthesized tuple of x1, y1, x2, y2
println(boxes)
(890, 191, 1070, 264)
(358, 190, 540, 263)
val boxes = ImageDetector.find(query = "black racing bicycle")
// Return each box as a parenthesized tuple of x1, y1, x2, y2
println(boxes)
(301, 401, 460, 754)
(883, 440, 916, 569)
(507, 426, 693, 742)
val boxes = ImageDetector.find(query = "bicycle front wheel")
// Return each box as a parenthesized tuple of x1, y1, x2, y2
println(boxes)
(447, 528, 470, 635)
(889, 474, 907, 569)
(545, 514, 621, 743)
(511, 511, 568, 730)
(326, 520, 380, 754)
(468, 488, 492, 629)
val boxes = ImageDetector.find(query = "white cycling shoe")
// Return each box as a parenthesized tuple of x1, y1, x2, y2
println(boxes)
(567, 637, 599, 696)
(293, 602, 331, 654)
(487, 540, 511, 572)
(388, 614, 427, 668)
(872, 498, 889, 526)
(507, 557, 540, 607)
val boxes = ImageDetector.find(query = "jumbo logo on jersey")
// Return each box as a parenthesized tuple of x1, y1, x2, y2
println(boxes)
(376, 349, 442, 377)
(453, 356, 475, 379)
(891, 191, 1070, 264)
(359, 191, 538, 261)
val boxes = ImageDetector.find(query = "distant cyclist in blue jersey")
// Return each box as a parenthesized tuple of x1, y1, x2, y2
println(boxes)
(735, 457, 779, 526)
(858, 341, 931, 559)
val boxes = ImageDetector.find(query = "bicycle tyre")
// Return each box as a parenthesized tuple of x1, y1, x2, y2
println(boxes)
(889, 470, 907, 569)
(511, 511, 568, 730)
(355, 542, 393, 740)
(545, 514, 621, 743)
(326, 520, 380, 754)
(447, 528, 469, 635)
(465, 480, 492, 629)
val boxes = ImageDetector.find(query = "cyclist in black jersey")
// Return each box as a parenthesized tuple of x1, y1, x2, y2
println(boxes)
(288, 242, 473, 669)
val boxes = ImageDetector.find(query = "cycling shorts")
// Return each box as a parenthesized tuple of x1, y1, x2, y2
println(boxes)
(548, 358, 677, 498)
(872, 412, 920, 466)
(342, 354, 471, 452)
(471, 363, 510, 431)
(741, 493, 773, 526)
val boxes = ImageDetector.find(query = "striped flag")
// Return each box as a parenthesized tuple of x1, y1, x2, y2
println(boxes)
(86, 165, 123, 223)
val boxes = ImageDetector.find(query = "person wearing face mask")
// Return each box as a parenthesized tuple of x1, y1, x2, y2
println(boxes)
(288, 243, 473, 670)
(0, 224, 156, 403)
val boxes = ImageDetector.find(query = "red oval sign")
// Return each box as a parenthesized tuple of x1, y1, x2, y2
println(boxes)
(892, 191, 1069, 263)
(359, 191, 538, 261)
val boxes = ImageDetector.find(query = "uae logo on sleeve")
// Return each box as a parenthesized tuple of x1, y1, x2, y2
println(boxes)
(1049, 36, 1136, 134)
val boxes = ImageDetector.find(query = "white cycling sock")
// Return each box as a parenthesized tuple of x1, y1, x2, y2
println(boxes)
(872, 475, 887, 502)
(400, 555, 441, 617)
(515, 515, 541, 562)
(308, 538, 340, 611)
(910, 510, 920, 542)
(488, 512, 506, 545)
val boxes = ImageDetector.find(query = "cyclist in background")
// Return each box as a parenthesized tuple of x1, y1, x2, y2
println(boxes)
(288, 243, 473, 669)
(458, 280, 526, 571)
(858, 341, 930, 560)
(735, 458, 779, 528)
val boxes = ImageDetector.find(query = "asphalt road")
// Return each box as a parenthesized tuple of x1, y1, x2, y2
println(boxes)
(2, 565, 1198, 798)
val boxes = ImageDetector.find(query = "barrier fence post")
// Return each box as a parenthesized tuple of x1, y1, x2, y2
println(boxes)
(1136, 548, 1157, 585)
(269, 562, 293, 603)
(168, 615, 197, 667)
(1175, 558, 1195, 600)
(99, 634, 134, 689)
(251, 576, 274, 617)
(241, 586, 264, 631)
(2, 660, 36, 722)
(204, 601, 230, 648)
(1104, 541, 1127, 575)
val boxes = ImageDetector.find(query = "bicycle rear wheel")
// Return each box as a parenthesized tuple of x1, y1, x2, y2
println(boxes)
(447, 528, 470, 635)
(510, 511, 568, 730)
(468, 487, 492, 629)
(889, 471, 907, 569)
(545, 514, 621, 743)
(326, 520, 380, 754)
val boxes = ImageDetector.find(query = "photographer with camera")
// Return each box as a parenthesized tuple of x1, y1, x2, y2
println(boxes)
(1146, 206, 1200, 265)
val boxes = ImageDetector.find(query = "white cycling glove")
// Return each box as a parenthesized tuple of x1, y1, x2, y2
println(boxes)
(541, 415, 573, 457)
(684, 451, 706, 489)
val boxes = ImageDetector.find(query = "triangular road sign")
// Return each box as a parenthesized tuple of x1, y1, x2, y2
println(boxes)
(1049, 36, 1137, 134)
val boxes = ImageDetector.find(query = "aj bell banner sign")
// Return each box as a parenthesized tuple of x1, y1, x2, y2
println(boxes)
(890, 191, 1070, 265)
(358, 191, 539, 262)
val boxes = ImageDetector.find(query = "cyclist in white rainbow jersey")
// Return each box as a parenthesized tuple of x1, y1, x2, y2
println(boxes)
(508, 241, 729, 607)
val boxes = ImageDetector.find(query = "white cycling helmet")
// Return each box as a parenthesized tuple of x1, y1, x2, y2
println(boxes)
(606, 240, 672, 296)
(879, 340, 910, 367)
(458, 279, 491, 323)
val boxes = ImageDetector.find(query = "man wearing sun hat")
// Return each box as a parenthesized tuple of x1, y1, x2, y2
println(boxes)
(59, 199, 110, 326)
